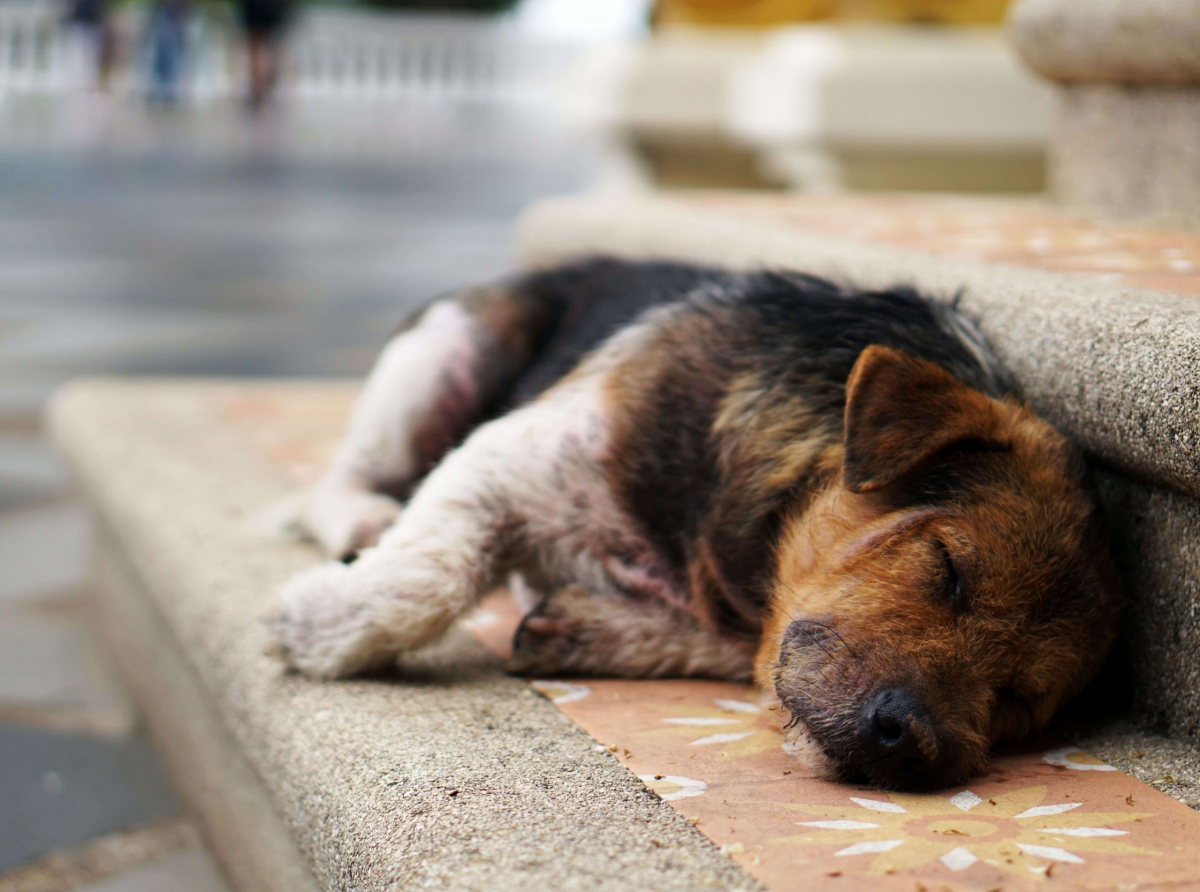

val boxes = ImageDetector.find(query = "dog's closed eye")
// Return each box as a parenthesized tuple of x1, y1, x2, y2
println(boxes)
(937, 540, 968, 614)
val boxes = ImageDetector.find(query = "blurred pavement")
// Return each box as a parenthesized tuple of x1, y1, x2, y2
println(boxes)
(0, 95, 604, 889)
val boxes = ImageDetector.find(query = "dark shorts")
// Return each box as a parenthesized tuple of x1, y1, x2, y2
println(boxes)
(237, 0, 291, 36)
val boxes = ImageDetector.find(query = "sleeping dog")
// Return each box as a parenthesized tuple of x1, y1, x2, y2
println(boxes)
(266, 258, 1120, 790)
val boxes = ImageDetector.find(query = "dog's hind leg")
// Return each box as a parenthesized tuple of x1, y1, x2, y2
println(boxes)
(300, 282, 564, 559)
(268, 379, 607, 679)
(506, 587, 753, 682)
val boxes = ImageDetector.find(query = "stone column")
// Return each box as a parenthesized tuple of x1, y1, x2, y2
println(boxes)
(1010, 0, 1200, 227)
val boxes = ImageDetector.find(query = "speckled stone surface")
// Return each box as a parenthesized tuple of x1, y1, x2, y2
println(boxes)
(1010, 0, 1200, 84)
(1048, 84, 1200, 228)
(1091, 470, 1200, 744)
(92, 527, 321, 892)
(49, 380, 760, 892)
(1065, 720, 1200, 811)
(516, 192, 1200, 747)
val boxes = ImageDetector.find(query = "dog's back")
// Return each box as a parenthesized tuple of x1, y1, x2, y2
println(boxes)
(485, 258, 1013, 412)
(503, 259, 737, 405)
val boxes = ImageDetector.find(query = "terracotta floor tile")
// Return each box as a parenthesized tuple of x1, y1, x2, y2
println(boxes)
(682, 193, 1200, 300)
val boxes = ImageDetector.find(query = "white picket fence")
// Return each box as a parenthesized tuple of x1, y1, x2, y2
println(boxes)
(0, 0, 579, 103)
(0, 1, 70, 93)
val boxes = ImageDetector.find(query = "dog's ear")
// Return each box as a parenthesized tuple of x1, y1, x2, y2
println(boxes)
(843, 345, 1010, 493)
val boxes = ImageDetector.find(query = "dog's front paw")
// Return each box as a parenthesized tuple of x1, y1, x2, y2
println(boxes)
(264, 562, 395, 679)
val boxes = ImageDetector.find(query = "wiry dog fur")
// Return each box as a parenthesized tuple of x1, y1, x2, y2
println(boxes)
(266, 258, 1121, 790)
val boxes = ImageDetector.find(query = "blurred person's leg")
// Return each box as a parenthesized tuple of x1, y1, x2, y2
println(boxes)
(65, 0, 118, 91)
(236, 0, 291, 111)
(247, 33, 281, 111)
(96, 19, 117, 90)
(147, 2, 189, 104)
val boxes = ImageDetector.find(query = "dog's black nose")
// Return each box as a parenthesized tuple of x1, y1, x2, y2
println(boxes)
(859, 687, 934, 777)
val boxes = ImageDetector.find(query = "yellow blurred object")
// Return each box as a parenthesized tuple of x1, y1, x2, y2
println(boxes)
(655, 0, 1013, 27)
(655, 0, 840, 28)
(853, 0, 1012, 24)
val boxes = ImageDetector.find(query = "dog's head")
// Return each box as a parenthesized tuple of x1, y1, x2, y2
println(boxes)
(759, 345, 1121, 790)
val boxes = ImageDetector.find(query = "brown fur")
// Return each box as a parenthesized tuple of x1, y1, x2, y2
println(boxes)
(603, 341, 1120, 788)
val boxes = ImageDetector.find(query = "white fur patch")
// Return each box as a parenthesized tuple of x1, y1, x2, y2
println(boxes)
(270, 365, 631, 677)
(298, 302, 476, 557)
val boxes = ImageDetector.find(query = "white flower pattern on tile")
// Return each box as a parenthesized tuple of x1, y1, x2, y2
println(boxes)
(1016, 843, 1085, 864)
(948, 791, 982, 811)
(1043, 746, 1117, 771)
(1014, 802, 1082, 819)
(850, 797, 906, 813)
(639, 774, 707, 801)
(773, 785, 1156, 879)
(530, 680, 591, 704)
(797, 820, 880, 830)
(940, 847, 978, 871)
(691, 731, 755, 746)
(713, 698, 762, 713)
(651, 698, 782, 757)
(836, 840, 905, 856)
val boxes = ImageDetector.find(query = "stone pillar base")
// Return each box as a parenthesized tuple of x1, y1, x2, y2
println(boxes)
(1051, 84, 1200, 228)
(1010, 0, 1200, 227)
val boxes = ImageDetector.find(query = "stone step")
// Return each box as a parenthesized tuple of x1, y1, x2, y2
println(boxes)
(516, 191, 1200, 747)
(49, 376, 1200, 892)
(48, 380, 759, 892)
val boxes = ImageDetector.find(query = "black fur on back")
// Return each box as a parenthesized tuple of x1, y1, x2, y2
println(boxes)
(508, 258, 1013, 408)
(508, 260, 744, 405)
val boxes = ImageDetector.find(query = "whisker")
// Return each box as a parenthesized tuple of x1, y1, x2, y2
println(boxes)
(812, 622, 859, 661)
